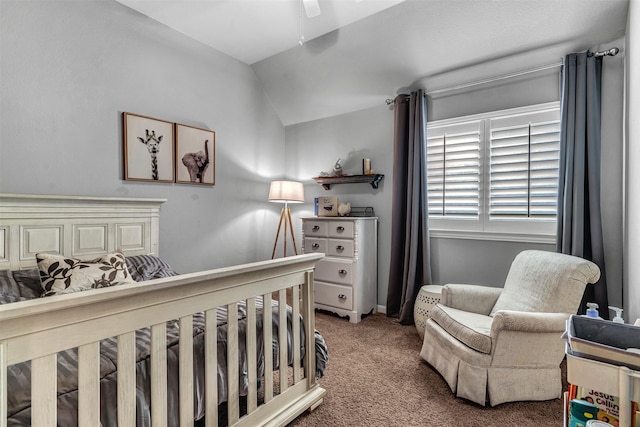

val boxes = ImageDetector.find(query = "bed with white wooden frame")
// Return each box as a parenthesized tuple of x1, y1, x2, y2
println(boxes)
(0, 193, 326, 427)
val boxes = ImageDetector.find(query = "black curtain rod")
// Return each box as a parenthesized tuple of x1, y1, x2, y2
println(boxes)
(385, 46, 620, 105)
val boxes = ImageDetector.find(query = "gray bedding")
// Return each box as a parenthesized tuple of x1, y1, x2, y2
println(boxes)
(1, 256, 328, 426)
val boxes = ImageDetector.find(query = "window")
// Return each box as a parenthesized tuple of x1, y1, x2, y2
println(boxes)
(426, 102, 560, 242)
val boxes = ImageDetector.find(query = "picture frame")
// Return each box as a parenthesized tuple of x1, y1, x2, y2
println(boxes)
(175, 123, 215, 185)
(123, 112, 175, 183)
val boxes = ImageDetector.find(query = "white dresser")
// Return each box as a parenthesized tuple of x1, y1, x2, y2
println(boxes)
(301, 217, 378, 323)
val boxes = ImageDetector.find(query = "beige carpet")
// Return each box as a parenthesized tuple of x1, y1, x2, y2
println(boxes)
(289, 311, 566, 427)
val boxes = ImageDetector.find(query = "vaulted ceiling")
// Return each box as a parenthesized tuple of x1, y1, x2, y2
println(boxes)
(117, 0, 629, 125)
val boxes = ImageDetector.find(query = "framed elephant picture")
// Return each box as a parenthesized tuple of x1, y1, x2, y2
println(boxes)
(175, 123, 215, 185)
(123, 112, 175, 183)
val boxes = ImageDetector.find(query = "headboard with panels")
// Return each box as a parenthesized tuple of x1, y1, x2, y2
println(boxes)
(0, 193, 166, 270)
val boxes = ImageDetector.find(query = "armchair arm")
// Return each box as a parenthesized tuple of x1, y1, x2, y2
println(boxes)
(490, 311, 571, 366)
(441, 284, 503, 315)
(490, 310, 569, 335)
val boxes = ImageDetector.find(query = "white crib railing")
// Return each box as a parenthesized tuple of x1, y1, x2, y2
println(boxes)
(0, 253, 325, 427)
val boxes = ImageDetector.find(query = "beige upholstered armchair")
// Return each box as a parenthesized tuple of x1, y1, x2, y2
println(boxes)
(420, 250, 600, 406)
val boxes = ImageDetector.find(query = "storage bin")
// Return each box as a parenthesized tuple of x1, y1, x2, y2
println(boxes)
(565, 315, 640, 370)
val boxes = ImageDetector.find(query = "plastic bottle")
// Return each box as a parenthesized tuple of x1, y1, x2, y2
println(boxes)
(608, 306, 624, 323)
(585, 302, 602, 319)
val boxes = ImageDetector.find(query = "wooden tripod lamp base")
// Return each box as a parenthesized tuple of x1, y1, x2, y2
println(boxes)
(271, 206, 299, 259)
(268, 181, 304, 259)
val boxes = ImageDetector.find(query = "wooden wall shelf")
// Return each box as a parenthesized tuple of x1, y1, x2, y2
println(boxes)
(312, 174, 384, 190)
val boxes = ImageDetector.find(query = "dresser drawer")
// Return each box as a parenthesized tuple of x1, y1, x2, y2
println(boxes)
(328, 221, 354, 238)
(304, 238, 327, 254)
(327, 239, 354, 258)
(315, 282, 353, 310)
(303, 220, 328, 237)
(315, 259, 354, 285)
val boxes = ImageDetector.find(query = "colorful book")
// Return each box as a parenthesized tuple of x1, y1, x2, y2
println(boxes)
(568, 384, 620, 425)
(567, 383, 640, 427)
(568, 398, 599, 427)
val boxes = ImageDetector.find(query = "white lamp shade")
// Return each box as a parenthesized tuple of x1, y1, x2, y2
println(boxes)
(268, 181, 304, 203)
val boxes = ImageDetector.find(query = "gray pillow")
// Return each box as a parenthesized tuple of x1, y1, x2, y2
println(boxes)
(125, 254, 179, 282)
(0, 268, 41, 302)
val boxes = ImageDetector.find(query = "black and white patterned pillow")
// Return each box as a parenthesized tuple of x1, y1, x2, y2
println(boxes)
(37, 251, 136, 297)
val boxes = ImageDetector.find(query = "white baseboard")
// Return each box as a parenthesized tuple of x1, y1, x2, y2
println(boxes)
(376, 305, 386, 315)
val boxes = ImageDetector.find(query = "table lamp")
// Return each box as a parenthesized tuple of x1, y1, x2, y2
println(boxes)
(268, 181, 304, 258)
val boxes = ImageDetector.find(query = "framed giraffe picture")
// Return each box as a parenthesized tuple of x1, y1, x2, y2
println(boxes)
(123, 112, 175, 183)
(175, 123, 215, 186)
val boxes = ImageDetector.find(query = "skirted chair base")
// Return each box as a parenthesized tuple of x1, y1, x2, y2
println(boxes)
(420, 318, 562, 406)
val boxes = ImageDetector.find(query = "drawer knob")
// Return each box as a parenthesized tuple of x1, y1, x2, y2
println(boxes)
(338, 294, 347, 300)
(336, 226, 345, 232)
(312, 225, 320, 231)
(312, 243, 320, 249)
(338, 269, 347, 275)
(336, 245, 344, 251)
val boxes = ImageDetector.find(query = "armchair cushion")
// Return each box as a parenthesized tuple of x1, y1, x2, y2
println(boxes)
(490, 250, 601, 316)
(430, 305, 493, 354)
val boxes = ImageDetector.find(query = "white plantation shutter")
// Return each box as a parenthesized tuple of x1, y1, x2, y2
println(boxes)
(427, 121, 481, 217)
(426, 102, 560, 238)
(489, 109, 560, 219)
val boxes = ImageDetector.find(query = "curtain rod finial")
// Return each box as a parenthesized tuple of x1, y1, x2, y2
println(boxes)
(592, 47, 620, 57)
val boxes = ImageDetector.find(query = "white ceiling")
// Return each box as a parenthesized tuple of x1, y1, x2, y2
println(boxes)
(116, 0, 630, 126)
(116, 0, 405, 64)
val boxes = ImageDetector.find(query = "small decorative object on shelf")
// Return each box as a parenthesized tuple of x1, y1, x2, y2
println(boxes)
(338, 202, 351, 216)
(312, 174, 384, 190)
(332, 158, 343, 176)
(319, 158, 345, 177)
(362, 158, 373, 175)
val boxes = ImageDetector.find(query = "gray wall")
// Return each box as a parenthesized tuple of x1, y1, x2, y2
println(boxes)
(286, 49, 625, 313)
(0, 0, 286, 273)
(285, 106, 394, 308)
(599, 39, 626, 311)
(625, 2, 640, 323)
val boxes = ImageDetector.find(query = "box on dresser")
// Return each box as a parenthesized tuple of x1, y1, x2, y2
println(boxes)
(301, 217, 377, 323)
(317, 196, 339, 217)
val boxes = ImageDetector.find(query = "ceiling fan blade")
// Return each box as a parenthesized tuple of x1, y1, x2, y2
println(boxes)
(302, 0, 321, 18)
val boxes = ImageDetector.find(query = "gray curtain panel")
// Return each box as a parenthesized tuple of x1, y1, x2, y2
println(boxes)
(557, 52, 609, 318)
(386, 90, 432, 325)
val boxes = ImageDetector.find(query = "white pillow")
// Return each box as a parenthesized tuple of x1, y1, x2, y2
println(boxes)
(37, 251, 135, 297)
